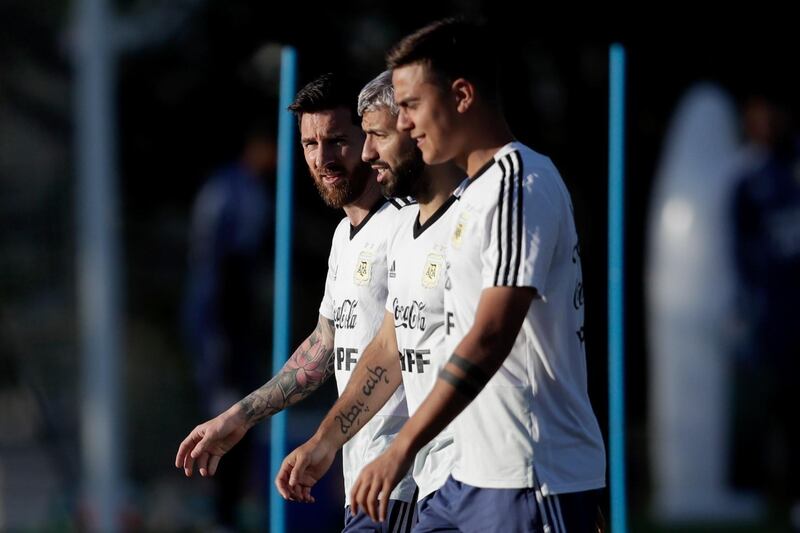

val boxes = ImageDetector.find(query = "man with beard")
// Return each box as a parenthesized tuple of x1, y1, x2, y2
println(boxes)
(351, 19, 606, 532)
(275, 71, 464, 529)
(176, 72, 418, 531)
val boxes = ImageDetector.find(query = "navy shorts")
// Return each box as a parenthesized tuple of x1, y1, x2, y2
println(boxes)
(414, 475, 601, 533)
(344, 498, 418, 533)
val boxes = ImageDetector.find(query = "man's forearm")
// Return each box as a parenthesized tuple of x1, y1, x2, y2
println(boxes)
(389, 287, 533, 459)
(314, 337, 402, 448)
(390, 333, 505, 459)
(238, 316, 335, 427)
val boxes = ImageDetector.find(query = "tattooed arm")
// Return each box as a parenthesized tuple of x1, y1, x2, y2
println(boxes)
(175, 314, 335, 478)
(239, 314, 336, 425)
(275, 311, 402, 502)
(351, 286, 536, 521)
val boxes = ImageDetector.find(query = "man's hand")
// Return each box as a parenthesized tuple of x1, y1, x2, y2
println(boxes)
(350, 443, 414, 522)
(275, 436, 338, 503)
(175, 405, 250, 477)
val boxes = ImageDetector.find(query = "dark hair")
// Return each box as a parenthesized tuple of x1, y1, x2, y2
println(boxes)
(288, 72, 360, 125)
(386, 17, 499, 102)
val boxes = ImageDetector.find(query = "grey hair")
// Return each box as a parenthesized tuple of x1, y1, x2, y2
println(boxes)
(357, 70, 399, 117)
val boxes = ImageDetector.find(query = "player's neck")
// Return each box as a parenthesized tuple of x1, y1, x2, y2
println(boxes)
(342, 180, 383, 227)
(417, 163, 462, 225)
(460, 112, 515, 178)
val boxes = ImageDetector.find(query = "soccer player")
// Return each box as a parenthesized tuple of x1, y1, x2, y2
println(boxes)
(175, 72, 416, 531)
(350, 19, 607, 532)
(275, 71, 463, 528)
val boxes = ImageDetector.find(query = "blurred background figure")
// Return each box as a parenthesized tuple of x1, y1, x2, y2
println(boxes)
(646, 83, 763, 523)
(729, 95, 800, 531)
(181, 122, 276, 531)
(647, 82, 800, 531)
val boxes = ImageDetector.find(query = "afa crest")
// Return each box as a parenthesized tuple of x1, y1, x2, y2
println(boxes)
(422, 253, 444, 288)
(354, 250, 374, 285)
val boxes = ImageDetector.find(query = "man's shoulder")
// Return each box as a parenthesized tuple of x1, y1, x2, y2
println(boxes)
(500, 142, 559, 180)
(385, 196, 418, 211)
(375, 197, 418, 227)
(330, 216, 351, 244)
(498, 144, 568, 203)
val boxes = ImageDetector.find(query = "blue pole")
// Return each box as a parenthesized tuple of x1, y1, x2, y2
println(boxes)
(75, 0, 124, 530)
(270, 46, 297, 533)
(608, 44, 627, 533)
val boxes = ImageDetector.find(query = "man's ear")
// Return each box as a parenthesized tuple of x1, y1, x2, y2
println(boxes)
(452, 78, 475, 114)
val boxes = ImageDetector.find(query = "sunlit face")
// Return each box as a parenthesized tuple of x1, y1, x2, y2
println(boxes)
(299, 107, 374, 208)
(392, 63, 460, 165)
(361, 107, 424, 198)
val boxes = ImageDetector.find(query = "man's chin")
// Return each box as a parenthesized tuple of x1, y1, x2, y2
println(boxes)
(313, 178, 349, 208)
(379, 178, 398, 198)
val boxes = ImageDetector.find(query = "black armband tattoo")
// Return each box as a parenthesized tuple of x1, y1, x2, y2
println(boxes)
(439, 368, 482, 399)
(438, 354, 491, 399)
(449, 354, 491, 388)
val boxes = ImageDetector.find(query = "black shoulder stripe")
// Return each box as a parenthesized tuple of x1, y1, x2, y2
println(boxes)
(387, 196, 418, 209)
(493, 157, 508, 286)
(493, 152, 524, 286)
(500, 153, 516, 286)
(511, 150, 525, 286)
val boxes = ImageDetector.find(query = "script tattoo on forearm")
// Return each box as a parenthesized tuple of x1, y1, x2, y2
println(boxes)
(362, 366, 389, 396)
(239, 316, 335, 424)
(334, 400, 369, 435)
(335, 366, 390, 435)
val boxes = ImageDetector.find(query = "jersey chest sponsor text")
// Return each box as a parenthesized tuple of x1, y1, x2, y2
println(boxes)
(333, 299, 358, 329)
(444, 311, 455, 336)
(398, 347, 431, 374)
(336, 346, 432, 374)
(336, 346, 359, 371)
(392, 298, 427, 331)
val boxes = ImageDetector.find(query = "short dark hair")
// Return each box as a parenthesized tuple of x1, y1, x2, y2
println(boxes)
(288, 72, 360, 125)
(386, 17, 499, 102)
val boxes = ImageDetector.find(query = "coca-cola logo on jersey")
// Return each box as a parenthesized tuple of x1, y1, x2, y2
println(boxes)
(393, 298, 426, 331)
(333, 299, 358, 329)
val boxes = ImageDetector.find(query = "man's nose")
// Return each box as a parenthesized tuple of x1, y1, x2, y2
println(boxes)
(362, 137, 378, 163)
(397, 108, 413, 132)
(316, 141, 337, 168)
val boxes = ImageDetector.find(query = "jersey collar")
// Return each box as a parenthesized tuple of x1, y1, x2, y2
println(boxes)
(350, 198, 387, 240)
(413, 195, 458, 239)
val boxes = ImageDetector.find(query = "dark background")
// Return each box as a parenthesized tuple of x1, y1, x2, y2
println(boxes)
(1, 1, 797, 530)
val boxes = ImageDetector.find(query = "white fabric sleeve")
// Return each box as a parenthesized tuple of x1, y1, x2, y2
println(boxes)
(481, 159, 561, 297)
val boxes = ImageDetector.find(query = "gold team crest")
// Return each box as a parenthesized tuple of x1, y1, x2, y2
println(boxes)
(422, 253, 445, 288)
(451, 212, 470, 249)
(353, 250, 374, 286)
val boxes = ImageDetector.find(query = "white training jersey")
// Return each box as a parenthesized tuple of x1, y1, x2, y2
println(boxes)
(385, 195, 461, 500)
(444, 142, 606, 495)
(319, 199, 418, 506)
